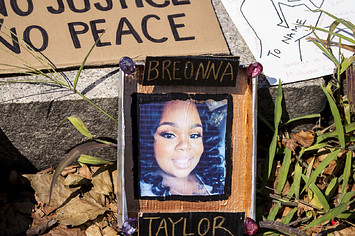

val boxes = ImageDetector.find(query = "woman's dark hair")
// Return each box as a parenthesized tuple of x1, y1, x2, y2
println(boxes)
(139, 99, 225, 196)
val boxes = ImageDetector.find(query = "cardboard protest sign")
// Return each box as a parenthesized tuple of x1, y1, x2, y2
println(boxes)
(0, 0, 229, 74)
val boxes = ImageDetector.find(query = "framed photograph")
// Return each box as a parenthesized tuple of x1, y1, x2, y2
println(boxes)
(133, 93, 233, 201)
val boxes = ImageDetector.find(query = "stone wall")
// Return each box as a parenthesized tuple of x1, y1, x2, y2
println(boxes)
(0, 0, 327, 175)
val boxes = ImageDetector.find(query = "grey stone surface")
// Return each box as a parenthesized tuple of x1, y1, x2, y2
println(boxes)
(0, 98, 118, 173)
(257, 77, 326, 131)
(0, 68, 120, 174)
(0, 0, 328, 173)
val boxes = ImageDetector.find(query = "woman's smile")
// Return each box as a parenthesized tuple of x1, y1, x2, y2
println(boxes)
(153, 100, 204, 178)
(172, 157, 193, 169)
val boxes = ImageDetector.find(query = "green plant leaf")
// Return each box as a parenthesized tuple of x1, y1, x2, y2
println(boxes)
(48, 141, 111, 205)
(302, 175, 330, 212)
(337, 210, 355, 219)
(73, 35, 103, 90)
(287, 181, 296, 199)
(277, 146, 292, 195)
(309, 31, 339, 67)
(342, 98, 351, 125)
(340, 151, 353, 202)
(294, 162, 302, 200)
(302, 149, 341, 193)
(340, 191, 355, 204)
(280, 114, 320, 128)
(303, 203, 348, 230)
(78, 154, 113, 165)
(320, 84, 345, 147)
(281, 207, 298, 224)
(305, 157, 315, 179)
(264, 80, 283, 182)
(267, 202, 282, 221)
(303, 143, 329, 152)
(309, 25, 355, 45)
(327, 20, 341, 43)
(325, 177, 339, 200)
(316, 122, 355, 144)
(57, 116, 93, 139)
(340, 55, 355, 75)
(313, 9, 355, 34)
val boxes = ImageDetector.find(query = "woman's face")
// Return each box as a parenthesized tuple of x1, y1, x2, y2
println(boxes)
(153, 100, 204, 178)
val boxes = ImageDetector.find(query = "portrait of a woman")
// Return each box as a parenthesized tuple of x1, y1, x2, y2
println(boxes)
(137, 94, 230, 198)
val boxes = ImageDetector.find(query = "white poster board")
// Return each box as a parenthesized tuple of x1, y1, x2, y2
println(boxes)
(222, 0, 355, 85)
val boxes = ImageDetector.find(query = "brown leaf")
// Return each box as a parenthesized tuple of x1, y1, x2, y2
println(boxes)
(85, 224, 102, 236)
(49, 142, 111, 205)
(292, 130, 314, 148)
(86, 189, 106, 206)
(23, 173, 79, 209)
(63, 173, 90, 186)
(57, 195, 107, 226)
(273, 161, 282, 191)
(92, 167, 113, 196)
(317, 148, 331, 162)
(323, 160, 337, 175)
(281, 180, 291, 196)
(111, 170, 118, 198)
(26, 218, 57, 236)
(43, 224, 86, 236)
(102, 226, 119, 236)
(90, 166, 101, 175)
(78, 164, 92, 180)
(333, 226, 355, 235)
(61, 165, 79, 177)
(282, 137, 299, 154)
(281, 207, 293, 219)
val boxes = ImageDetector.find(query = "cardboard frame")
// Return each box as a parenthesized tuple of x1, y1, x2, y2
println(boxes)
(117, 62, 257, 224)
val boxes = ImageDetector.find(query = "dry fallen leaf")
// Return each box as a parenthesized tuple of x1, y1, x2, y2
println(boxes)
(323, 160, 337, 175)
(282, 137, 299, 154)
(102, 226, 119, 236)
(92, 167, 113, 196)
(78, 164, 92, 180)
(42, 224, 86, 236)
(332, 226, 355, 235)
(317, 148, 331, 162)
(23, 173, 79, 208)
(86, 189, 106, 206)
(85, 224, 102, 236)
(57, 195, 108, 226)
(281, 207, 293, 219)
(61, 165, 79, 177)
(111, 169, 118, 197)
(63, 173, 90, 186)
(292, 130, 315, 148)
(21, 164, 118, 234)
